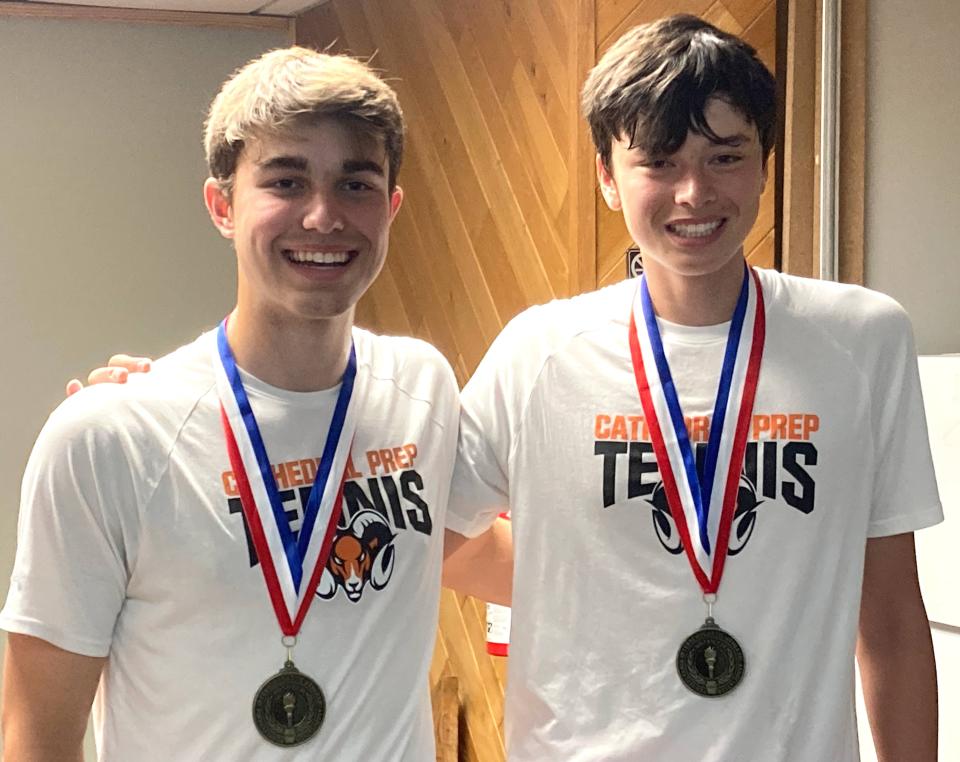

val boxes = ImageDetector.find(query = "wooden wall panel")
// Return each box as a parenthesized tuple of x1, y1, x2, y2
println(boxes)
(596, 0, 778, 288)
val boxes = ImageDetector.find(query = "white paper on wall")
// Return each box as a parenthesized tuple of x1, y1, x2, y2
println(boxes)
(916, 355, 960, 628)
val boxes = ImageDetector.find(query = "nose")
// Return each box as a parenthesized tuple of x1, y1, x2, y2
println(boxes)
(302, 189, 345, 233)
(674, 167, 717, 208)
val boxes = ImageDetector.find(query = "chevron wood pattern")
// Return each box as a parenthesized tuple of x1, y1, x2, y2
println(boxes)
(296, 2, 777, 759)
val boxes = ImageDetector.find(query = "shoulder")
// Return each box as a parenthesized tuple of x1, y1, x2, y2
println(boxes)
(36, 333, 215, 466)
(758, 269, 915, 362)
(353, 328, 459, 404)
(486, 279, 635, 371)
(759, 268, 910, 330)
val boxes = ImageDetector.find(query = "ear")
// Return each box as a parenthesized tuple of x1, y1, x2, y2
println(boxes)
(204, 177, 235, 240)
(389, 185, 404, 221)
(596, 154, 622, 212)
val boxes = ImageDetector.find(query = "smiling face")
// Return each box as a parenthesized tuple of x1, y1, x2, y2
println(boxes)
(205, 117, 403, 327)
(597, 98, 766, 283)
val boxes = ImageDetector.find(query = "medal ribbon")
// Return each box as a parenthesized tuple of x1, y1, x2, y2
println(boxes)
(629, 266, 765, 593)
(213, 318, 362, 635)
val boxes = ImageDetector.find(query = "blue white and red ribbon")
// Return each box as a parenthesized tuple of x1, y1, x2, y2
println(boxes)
(212, 318, 362, 635)
(629, 266, 765, 593)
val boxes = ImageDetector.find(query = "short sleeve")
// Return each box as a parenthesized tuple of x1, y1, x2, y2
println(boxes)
(0, 397, 140, 657)
(866, 304, 943, 536)
(446, 310, 548, 538)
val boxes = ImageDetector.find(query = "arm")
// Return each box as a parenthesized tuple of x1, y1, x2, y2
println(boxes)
(2, 633, 105, 761)
(856, 532, 937, 761)
(442, 518, 513, 606)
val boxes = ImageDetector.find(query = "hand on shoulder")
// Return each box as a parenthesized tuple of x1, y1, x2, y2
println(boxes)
(65, 355, 153, 397)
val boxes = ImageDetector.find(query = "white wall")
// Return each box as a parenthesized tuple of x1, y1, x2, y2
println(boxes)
(0, 16, 288, 758)
(859, 1, 960, 759)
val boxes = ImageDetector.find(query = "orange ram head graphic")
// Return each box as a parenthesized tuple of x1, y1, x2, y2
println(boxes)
(316, 511, 396, 603)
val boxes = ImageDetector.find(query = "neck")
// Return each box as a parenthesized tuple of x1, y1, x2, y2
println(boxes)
(642, 255, 747, 326)
(226, 307, 354, 392)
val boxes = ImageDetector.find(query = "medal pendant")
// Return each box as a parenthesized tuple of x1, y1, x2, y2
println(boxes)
(676, 617, 745, 697)
(253, 661, 326, 747)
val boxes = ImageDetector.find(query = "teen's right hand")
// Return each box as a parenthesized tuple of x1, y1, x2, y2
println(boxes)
(66, 355, 153, 397)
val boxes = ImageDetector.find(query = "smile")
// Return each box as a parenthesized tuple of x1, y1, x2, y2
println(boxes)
(665, 219, 725, 238)
(283, 249, 356, 266)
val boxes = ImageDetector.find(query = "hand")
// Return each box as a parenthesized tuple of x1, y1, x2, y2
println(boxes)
(65, 355, 153, 397)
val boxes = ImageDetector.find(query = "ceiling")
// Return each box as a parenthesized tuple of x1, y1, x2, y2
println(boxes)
(12, 0, 326, 17)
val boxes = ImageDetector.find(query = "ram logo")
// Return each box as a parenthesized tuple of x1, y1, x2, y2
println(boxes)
(317, 511, 396, 603)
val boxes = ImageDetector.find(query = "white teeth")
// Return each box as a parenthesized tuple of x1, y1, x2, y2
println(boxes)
(667, 220, 723, 238)
(287, 250, 351, 264)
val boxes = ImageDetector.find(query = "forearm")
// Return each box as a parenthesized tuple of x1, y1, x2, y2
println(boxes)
(442, 520, 513, 605)
(856, 620, 937, 761)
(2, 634, 102, 762)
(857, 533, 938, 762)
(1, 725, 85, 762)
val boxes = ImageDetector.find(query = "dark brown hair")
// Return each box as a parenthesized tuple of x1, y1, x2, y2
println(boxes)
(581, 15, 776, 169)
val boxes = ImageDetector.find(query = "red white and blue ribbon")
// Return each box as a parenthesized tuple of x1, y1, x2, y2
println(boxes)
(212, 318, 362, 635)
(629, 266, 765, 593)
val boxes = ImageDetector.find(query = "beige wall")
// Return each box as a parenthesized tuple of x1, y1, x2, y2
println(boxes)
(0, 16, 288, 756)
(863, 0, 960, 354)
(858, 1, 960, 759)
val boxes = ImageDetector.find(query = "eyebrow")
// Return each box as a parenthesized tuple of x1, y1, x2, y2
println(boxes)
(342, 159, 385, 176)
(711, 133, 754, 147)
(257, 155, 308, 172)
(254, 156, 385, 176)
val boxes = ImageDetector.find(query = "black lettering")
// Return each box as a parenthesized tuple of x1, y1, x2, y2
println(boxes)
(782, 442, 817, 514)
(228, 496, 258, 567)
(627, 441, 658, 500)
(344, 479, 390, 523)
(381, 475, 407, 530)
(400, 470, 433, 535)
(595, 441, 627, 508)
(762, 441, 778, 500)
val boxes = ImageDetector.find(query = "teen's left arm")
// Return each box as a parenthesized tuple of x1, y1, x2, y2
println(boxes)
(856, 532, 937, 761)
(442, 520, 513, 606)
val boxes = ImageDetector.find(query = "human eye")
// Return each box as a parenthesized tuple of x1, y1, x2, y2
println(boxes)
(265, 176, 305, 194)
(639, 157, 671, 170)
(342, 178, 374, 192)
(712, 153, 744, 166)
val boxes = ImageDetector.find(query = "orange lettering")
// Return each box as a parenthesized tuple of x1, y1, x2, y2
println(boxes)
(344, 455, 362, 480)
(393, 446, 409, 469)
(367, 450, 382, 475)
(610, 416, 628, 440)
(380, 448, 397, 473)
(805, 415, 819, 439)
(221, 471, 238, 497)
(770, 414, 788, 439)
(286, 460, 304, 487)
(595, 414, 612, 439)
(403, 443, 418, 467)
(272, 462, 288, 490)
(753, 415, 770, 440)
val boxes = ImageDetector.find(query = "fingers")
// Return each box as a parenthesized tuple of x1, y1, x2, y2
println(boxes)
(65, 379, 83, 397)
(87, 367, 129, 386)
(107, 355, 152, 373)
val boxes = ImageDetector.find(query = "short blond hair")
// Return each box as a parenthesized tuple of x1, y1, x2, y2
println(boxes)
(204, 47, 405, 195)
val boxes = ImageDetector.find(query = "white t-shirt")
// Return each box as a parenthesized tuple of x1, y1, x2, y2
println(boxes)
(447, 268, 943, 762)
(1, 328, 459, 761)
